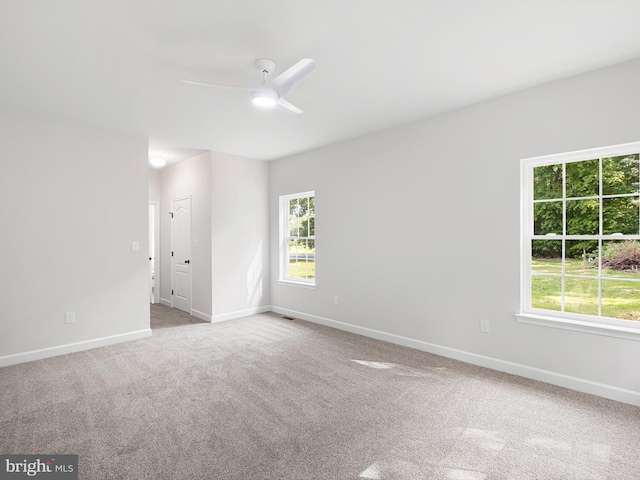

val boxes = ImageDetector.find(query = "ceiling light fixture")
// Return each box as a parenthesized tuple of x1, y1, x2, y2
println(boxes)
(149, 156, 166, 168)
(250, 87, 278, 108)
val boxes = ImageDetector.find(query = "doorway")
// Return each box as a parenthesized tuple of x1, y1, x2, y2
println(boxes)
(149, 202, 160, 304)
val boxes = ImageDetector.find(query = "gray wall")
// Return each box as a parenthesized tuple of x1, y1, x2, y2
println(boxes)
(0, 106, 150, 361)
(270, 58, 640, 398)
(212, 152, 270, 320)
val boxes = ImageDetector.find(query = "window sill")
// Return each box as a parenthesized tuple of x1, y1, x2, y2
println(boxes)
(277, 279, 316, 289)
(515, 313, 640, 342)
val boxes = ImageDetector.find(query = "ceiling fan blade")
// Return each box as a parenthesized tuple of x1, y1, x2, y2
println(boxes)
(267, 58, 316, 97)
(182, 79, 253, 91)
(276, 97, 303, 114)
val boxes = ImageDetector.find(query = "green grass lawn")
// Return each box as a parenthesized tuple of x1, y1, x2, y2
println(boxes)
(288, 242, 315, 279)
(532, 258, 640, 320)
(289, 243, 315, 254)
(289, 260, 315, 279)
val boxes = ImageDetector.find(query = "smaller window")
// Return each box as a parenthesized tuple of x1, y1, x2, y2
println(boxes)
(280, 191, 315, 285)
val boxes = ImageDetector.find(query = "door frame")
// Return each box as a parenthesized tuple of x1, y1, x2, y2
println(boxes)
(149, 201, 160, 304)
(170, 194, 192, 313)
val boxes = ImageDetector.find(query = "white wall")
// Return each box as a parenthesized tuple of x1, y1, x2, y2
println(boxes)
(270, 58, 640, 401)
(0, 106, 150, 363)
(211, 152, 270, 320)
(149, 167, 161, 204)
(160, 151, 212, 319)
(158, 151, 269, 322)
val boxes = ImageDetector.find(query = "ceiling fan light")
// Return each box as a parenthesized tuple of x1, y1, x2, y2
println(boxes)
(149, 156, 166, 168)
(251, 87, 278, 108)
(252, 96, 277, 107)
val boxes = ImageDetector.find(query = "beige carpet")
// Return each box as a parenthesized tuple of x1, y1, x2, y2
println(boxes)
(1, 303, 639, 479)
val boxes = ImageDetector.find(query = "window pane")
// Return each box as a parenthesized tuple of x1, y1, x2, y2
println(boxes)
(564, 277, 598, 315)
(289, 199, 301, 235)
(308, 216, 315, 236)
(306, 260, 313, 279)
(531, 275, 562, 311)
(602, 279, 640, 321)
(289, 198, 298, 216)
(534, 201, 562, 235)
(291, 216, 301, 236)
(301, 196, 309, 212)
(566, 159, 599, 198)
(602, 240, 640, 276)
(565, 240, 598, 276)
(297, 257, 309, 279)
(532, 240, 562, 273)
(297, 239, 308, 279)
(288, 261, 298, 278)
(534, 164, 563, 200)
(602, 196, 639, 235)
(566, 199, 599, 235)
(288, 239, 298, 278)
(602, 154, 639, 195)
(306, 240, 315, 278)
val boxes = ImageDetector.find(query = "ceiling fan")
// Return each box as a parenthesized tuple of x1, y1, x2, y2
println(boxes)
(183, 58, 316, 114)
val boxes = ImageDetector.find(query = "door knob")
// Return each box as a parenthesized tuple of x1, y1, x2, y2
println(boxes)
(185, 260, 190, 264)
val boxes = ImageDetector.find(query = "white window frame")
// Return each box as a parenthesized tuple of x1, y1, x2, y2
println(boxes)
(278, 191, 316, 288)
(517, 141, 640, 341)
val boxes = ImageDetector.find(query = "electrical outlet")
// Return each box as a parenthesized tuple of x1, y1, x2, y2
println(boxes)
(65, 312, 75, 324)
(334, 296, 339, 305)
(480, 320, 489, 333)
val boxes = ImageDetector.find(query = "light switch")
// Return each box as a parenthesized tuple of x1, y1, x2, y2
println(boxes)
(132, 241, 140, 251)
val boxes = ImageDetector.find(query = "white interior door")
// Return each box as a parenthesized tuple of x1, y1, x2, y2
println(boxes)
(171, 196, 191, 313)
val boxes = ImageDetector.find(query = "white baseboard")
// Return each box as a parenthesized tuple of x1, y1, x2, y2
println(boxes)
(212, 305, 271, 323)
(191, 309, 212, 323)
(160, 297, 172, 307)
(270, 306, 640, 407)
(0, 329, 152, 368)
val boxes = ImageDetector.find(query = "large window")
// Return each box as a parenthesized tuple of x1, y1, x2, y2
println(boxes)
(520, 142, 640, 337)
(280, 191, 315, 285)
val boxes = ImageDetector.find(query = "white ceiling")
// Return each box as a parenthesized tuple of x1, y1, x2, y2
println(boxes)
(2, 0, 640, 163)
